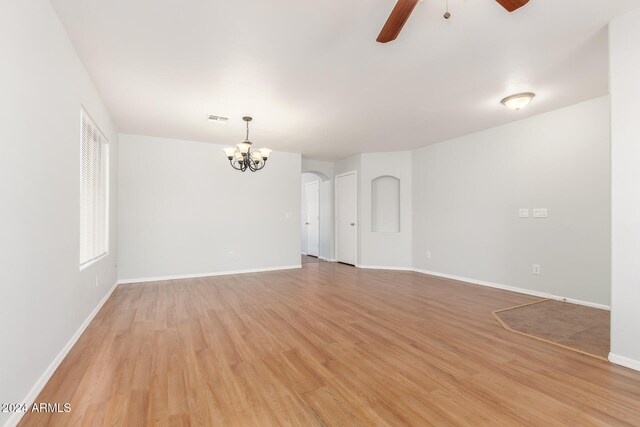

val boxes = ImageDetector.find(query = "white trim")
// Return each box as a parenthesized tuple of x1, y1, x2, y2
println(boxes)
(411, 268, 611, 310)
(357, 264, 414, 271)
(335, 170, 358, 266)
(118, 265, 302, 285)
(319, 256, 337, 262)
(5, 280, 119, 427)
(609, 353, 640, 372)
(352, 264, 610, 311)
(79, 251, 109, 271)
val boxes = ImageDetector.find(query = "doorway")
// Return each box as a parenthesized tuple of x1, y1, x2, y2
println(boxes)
(335, 171, 357, 265)
(301, 172, 327, 261)
(304, 179, 320, 257)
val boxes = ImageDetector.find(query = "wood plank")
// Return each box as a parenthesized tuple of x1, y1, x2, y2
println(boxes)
(19, 263, 640, 426)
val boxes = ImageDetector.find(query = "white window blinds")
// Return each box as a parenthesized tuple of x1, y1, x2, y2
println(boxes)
(80, 109, 109, 267)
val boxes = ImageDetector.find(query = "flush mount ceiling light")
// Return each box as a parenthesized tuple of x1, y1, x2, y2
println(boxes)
(222, 117, 272, 172)
(501, 92, 536, 111)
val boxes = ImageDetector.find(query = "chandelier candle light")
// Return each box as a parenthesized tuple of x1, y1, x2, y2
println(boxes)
(222, 116, 272, 172)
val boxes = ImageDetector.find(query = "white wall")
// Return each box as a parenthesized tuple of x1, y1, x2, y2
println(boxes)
(412, 97, 611, 306)
(118, 134, 301, 281)
(302, 158, 334, 181)
(609, 7, 640, 370)
(0, 1, 119, 426)
(335, 155, 361, 177)
(360, 152, 413, 268)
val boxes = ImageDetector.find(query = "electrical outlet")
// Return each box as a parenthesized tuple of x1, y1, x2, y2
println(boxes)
(519, 208, 529, 218)
(426, 251, 431, 259)
(533, 264, 541, 275)
(228, 251, 235, 258)
(533, 208, 548, 218)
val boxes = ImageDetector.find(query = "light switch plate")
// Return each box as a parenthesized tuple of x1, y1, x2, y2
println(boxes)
(519, 208, 529, 218)
(533, 208, 548, 218)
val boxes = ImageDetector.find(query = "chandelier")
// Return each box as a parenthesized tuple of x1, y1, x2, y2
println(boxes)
(222, 116, 272, 172)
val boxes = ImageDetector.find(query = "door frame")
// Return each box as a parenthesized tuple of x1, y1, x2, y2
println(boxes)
(334, 171, 358, 265)
(304, 179, 320, 257)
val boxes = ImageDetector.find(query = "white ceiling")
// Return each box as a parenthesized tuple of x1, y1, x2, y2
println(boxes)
(51, 0, 640, 160)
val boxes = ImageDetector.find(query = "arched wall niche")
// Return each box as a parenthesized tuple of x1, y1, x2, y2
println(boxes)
(371, 175, 400, 233)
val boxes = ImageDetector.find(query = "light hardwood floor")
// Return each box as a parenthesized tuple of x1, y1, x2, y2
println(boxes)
(20, 263, 640, 426)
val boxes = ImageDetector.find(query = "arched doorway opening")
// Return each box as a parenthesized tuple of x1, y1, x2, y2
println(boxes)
(301, 171, 328, 263)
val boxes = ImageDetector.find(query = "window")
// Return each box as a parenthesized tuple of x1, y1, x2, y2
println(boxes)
(80, 109, 109, 267)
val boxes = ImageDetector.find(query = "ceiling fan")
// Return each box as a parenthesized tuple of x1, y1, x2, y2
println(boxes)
(376, 0, 530, 43)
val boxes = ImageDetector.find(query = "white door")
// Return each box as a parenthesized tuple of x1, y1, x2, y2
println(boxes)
(336, 172, 357, 265)
(305, 180, 320, 257)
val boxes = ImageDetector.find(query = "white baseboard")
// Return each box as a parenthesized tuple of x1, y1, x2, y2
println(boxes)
(319, 257, 337, 262)
(354, 265, 610, 311)
(412, 268, 610, 310)
(4, 280, 119, 427)
(609, 353, 640, 372)
(118, 265, 302, 285)
(357, 264, 414, 272)
(413, 268, 611, 310)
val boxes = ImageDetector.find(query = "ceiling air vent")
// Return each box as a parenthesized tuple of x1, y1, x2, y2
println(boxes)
(207, 115, 229, 124)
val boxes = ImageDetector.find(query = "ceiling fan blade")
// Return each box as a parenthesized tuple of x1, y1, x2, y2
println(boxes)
(495, 0, 529, 12)
(376, 0, 420, 44)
